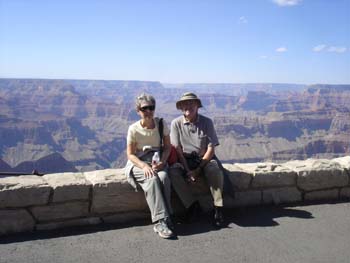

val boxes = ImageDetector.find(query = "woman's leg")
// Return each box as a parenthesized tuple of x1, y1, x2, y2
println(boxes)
(132, 166, 169, 222)
(157, 169, 173, 215)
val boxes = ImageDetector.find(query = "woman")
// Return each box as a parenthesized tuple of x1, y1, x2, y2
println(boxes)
(124, 93, 174, 239)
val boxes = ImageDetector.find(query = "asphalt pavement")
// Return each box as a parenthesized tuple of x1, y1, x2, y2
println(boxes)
(1, 202, 350, 263)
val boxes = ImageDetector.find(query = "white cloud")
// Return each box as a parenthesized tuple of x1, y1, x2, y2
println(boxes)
(273, 0, 302, 6)
(276, 47, 287, 52)
(238, 16, 248, 24)
(313, 45, 348, 53)
(260, 55, 268, 59)
(328, 46, 347, 53)
(313, 44, 327, 52)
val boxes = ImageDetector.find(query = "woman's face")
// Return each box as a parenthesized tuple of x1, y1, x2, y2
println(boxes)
(138, 102, 155, 120)
(179, 100, 199, 121)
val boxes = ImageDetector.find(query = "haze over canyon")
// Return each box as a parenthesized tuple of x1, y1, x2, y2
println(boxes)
(0, 78, 349, 174)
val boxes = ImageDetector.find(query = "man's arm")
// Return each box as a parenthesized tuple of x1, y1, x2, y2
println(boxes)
(199, 145, 215, 169)
(199, 117, 218, 169)
(170, 120, 193, 178)
(175, 145, 191, 173)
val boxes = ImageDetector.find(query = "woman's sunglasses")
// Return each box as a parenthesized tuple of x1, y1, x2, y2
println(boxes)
(140, 105, 155, 112)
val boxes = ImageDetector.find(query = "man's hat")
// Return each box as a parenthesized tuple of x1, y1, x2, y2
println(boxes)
(176, 92, 203, 109)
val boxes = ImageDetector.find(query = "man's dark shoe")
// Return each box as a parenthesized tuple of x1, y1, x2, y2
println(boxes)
(185, 201, 201, 223)
(212, 206, 224, 228)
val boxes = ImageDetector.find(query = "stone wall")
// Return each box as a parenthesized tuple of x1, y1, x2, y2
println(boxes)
(1, 156, 349, 236)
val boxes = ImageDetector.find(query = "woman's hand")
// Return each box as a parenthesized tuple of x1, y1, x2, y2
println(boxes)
(152, 161, 165, 172)
(142, 163, 155, 178)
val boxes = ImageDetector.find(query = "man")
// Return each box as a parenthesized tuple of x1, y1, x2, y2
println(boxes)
(170, 92, 224, 227)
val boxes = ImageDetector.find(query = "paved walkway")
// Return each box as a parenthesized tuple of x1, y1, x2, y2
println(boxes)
(1, 202, 350, 263)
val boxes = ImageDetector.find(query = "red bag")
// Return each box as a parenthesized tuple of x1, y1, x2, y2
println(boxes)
(158, 118, 178, 165)
(167, 145, 178, 165)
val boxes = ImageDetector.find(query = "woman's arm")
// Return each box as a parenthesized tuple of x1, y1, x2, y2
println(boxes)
(153, 134, 171, 171)
(127, 142, 155, 178)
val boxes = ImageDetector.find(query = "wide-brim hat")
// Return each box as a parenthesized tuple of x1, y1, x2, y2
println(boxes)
(176, 92, 203, 109)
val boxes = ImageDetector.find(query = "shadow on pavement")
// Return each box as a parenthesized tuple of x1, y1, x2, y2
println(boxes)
(226, 205, 314, 227)
(0, 218, 150, 244)
(174, 205, 314, 236)
(0, 203, 319, 243)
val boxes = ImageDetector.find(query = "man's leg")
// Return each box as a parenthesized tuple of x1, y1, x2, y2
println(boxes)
(168, 167, 196, 209)
(202, 159, 224, 207)
(202, 159, 225, 227)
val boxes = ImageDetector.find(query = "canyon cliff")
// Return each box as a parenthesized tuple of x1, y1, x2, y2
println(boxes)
(0, 79, 349, 173)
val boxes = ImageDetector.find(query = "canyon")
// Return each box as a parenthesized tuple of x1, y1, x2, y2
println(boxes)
(0, 78, 349, 173)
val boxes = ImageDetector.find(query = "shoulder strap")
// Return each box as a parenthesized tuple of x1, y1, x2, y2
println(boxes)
(158, 118, 164, 156)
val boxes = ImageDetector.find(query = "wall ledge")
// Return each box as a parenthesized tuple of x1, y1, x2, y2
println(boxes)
(1, 156, 349, 236)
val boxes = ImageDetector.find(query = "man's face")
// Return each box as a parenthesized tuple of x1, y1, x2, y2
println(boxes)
(179, 100, 199, 120)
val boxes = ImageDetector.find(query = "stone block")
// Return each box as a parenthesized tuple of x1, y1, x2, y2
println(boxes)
(333, 156, 350, 171)
(222, 163, 252, 190)
(43, 172, 91, 202)
(84, 169, 148, 214)
(30, 201, 89, 222)
(340, 187, 350, 199)
(285, 159, 348, 191)
(235, 162, 296, 188)
(263, 187, 302, 205)
(305, 189, 339, 201)
(225, 190, 261, 208)
(0, 209, 35, 235)
(36, 217, 101, 231)
(0, 175, 51, 208)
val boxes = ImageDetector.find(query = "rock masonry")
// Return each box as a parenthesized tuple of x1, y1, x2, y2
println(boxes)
(0, 157, 349, 236)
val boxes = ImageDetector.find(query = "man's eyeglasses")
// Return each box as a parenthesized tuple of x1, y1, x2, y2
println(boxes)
(140, 105, 155, 112)
(179, 100, 198, 108)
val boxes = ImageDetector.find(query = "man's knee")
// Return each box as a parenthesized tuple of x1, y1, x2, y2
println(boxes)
(203, 161, 224, 188)
(168, 167, 185, 180)
(204, 160, 222, 175)
(169, 166, 184, 175)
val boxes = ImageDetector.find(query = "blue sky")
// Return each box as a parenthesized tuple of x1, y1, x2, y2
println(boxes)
(0, 0, 349, 84)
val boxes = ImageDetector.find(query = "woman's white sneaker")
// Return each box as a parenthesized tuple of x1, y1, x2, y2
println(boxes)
(153, 219, 174, 239)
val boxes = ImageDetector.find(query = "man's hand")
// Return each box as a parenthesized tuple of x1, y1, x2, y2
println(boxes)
(186, 167, 202, 182)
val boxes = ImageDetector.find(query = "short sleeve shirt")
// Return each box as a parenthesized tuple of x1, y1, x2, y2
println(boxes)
(127, 117, 170, 153)
(170, 114, 219, 156)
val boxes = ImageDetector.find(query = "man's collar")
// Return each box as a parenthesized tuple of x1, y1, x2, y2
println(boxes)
(182, 114, 200, 124)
